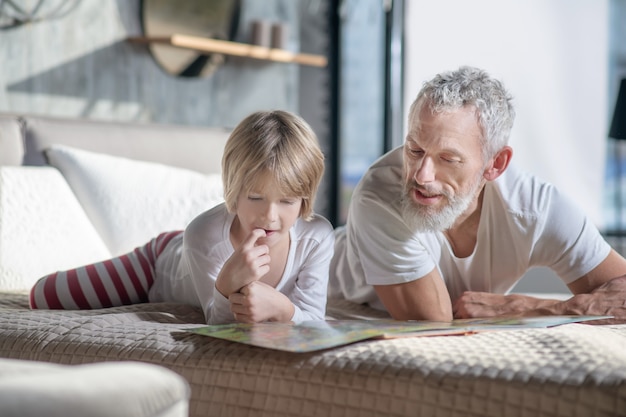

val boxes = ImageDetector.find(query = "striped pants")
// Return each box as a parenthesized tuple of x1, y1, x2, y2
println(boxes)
(30, 231, 182, 310)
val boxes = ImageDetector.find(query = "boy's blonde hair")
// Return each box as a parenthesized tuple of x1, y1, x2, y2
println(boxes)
(221, 110, 324, 221)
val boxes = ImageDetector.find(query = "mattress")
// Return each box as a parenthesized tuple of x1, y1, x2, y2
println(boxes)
(1, 291, 625, 417)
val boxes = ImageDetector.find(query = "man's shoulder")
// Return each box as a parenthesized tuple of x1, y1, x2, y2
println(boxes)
(356, 147, 404, 200)
(490, 164, 559, 214)
(367, 146, 404, 176)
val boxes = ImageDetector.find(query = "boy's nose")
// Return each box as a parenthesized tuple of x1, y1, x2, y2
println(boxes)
(263, 203, 278, 221)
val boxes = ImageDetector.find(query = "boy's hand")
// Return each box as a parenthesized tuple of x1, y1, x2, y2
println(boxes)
(229, 281, 295, 323)
(215, 228, 270, 297)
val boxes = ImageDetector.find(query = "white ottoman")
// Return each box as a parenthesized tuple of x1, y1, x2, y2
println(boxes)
(0, 358, 189, 417)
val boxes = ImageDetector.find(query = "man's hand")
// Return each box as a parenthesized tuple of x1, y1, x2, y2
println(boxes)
(215, 229, 270, 297)
(228, 281, 295, 323)
(453, 276, 626, 325)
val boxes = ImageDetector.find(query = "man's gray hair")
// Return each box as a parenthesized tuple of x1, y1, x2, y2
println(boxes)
(409, 66, 515, 159)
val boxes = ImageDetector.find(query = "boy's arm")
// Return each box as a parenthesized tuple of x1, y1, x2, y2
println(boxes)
(229, 282, 294, 323)
(215, 228, 270, 297)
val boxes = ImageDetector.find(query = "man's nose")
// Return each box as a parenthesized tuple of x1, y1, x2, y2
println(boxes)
(414, 157, 435, 185)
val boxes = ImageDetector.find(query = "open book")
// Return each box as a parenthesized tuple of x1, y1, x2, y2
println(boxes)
(185, 315, 611, 353)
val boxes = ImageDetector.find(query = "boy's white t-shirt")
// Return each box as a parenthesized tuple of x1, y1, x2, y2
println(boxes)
(149, 203, 335, 324)
(330, 146, 611, 309)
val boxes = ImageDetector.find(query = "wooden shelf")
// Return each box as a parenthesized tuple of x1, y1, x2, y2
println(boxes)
(128, 34, 328, 68)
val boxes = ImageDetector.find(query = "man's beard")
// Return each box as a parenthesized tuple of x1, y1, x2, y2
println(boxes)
(400, 175, 483, 232)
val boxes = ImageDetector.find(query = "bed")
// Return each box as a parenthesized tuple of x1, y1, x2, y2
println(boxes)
(1, 113, 625, 416)
(1, 291, 625, 417)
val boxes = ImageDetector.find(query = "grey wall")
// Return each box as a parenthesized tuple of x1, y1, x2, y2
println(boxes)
(0, 0, 334, 218)
(0, 0, 299, 127)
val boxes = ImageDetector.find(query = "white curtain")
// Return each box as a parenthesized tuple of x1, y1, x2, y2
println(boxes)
(404, 0, 609, 228)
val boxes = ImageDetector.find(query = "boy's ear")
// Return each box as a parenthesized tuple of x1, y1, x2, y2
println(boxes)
(483, 146, 513, 181)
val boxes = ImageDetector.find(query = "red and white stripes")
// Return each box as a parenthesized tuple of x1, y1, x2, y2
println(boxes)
(30, 231, 182, 310)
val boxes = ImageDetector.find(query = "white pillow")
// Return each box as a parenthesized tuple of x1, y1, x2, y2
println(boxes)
(45, 145, 224, 257)
(0, 167, 111, 291)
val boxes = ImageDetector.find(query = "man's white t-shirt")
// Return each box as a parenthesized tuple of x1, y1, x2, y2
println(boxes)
(329, 146, 611, 310)
(149, 203, 335, 324)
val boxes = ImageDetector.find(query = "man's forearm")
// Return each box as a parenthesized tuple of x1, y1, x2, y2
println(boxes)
(514, 276, 626, 324)
(453, 292, 563, 318)
(455, 277, 626, 324)
(530, 294, 625, 324)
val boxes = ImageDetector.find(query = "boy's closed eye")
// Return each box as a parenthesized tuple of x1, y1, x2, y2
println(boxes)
(247, 194, 300, 205)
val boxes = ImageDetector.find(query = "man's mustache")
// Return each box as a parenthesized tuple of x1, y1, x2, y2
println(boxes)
(406, 181, 450, 199)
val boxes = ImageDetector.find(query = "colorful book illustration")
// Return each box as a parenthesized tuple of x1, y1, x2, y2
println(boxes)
(186, 315, 612, 353)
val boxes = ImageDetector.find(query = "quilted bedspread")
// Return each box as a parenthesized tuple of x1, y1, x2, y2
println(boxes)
(1, 291, 625, 417)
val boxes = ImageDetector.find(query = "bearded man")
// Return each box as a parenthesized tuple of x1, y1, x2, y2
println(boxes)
(329, 66, 626, 324)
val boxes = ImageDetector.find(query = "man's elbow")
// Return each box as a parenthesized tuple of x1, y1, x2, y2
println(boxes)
(389, 308, 452, 322)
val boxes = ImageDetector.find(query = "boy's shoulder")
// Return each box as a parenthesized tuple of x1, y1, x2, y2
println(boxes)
(184, 202, 230, 241)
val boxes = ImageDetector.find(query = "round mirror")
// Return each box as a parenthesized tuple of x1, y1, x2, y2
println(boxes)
(141, 0, 241, 77)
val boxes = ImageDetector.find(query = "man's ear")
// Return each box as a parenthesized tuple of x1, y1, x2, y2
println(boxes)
(483, 146, 513, 181)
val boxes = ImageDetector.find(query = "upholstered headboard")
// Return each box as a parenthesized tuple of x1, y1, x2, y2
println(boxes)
(0, 113, 231, 174)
